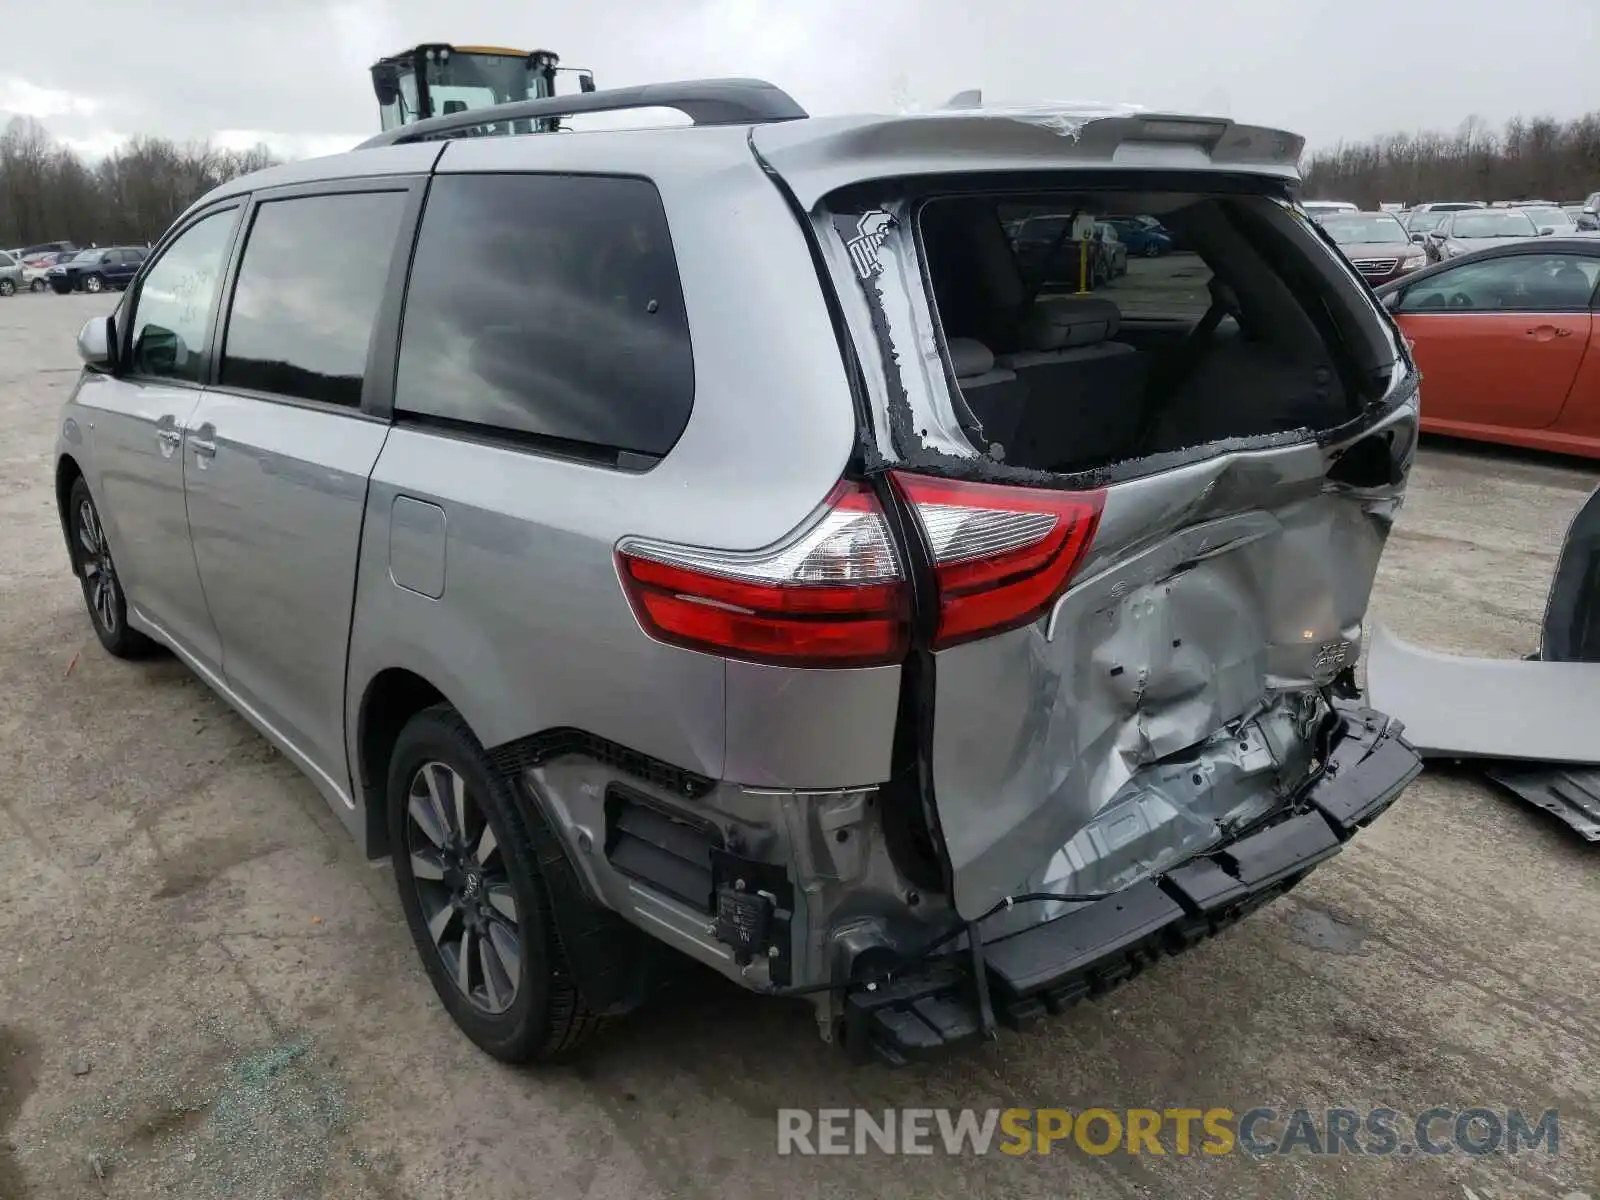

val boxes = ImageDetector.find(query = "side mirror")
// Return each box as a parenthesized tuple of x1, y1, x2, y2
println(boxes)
(578, 72, 596, 94)
(1381, 291, 1401, 312)
(1539, 226, 1556, 236)
(76, 315, 114, 371)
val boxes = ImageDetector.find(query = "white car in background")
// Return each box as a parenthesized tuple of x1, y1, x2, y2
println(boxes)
(1301, 200, 1358, 219)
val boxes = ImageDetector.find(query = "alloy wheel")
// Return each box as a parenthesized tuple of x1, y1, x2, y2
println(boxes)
(84, 275, 103, 293)
(0, 278, 14, 296)
(76, 498, 119, 636)
(403, 761, 522, 1015)
(30, 278, 46, 292)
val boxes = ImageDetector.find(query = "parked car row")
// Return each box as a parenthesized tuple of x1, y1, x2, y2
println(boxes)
(0, 242, 151, 295)
(1304, 195, 1600, 286)
(1003, 211, 1179, 292)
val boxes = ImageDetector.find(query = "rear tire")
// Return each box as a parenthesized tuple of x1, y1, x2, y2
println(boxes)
(1144, 241, 1161, 258)
(388, 703, 603, 1064)
(0, 278, 14, 297)
(83, 273, 104, 293)
(68, 477, 156, 659)
(30, 278, 46, 293)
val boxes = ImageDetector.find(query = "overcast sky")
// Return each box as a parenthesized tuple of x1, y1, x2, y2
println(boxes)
(2, 0, 1595, 161)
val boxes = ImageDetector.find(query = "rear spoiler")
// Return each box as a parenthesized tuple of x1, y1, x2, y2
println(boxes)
(751, 109, 1305, 210)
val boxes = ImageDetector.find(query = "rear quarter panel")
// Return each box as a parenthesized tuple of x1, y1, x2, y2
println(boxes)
(346, 129, 897, 792)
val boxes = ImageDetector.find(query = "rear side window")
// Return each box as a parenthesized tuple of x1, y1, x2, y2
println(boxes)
(219, 191, 407, 407)
(394, 173, 693, 459)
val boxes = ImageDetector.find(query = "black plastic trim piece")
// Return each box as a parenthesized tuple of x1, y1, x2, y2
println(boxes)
(983, 881, 1184, 998)
(1216, 812, 1342, 889)
(709, 847, 795, 987)
(1305, 707, 1423, 837)
(485, 727, 717, 800)
(508, 776, 690, 1017)
(603, 783, 724, 912)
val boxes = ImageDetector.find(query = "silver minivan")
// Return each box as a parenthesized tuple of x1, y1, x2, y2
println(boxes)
(55, 81, 1423, 1065)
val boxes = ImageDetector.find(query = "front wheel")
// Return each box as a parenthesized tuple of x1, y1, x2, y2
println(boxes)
(0, 278, 14, 297)
(83, 273, 105, 293)
(1143, 242, 1162, 257)
(68, 477, 155, 658)
(389, 704, 603, 1064)
(30, 278, 47, 293)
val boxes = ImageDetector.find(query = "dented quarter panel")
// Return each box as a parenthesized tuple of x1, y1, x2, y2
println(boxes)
(933, 404, 1416, 919)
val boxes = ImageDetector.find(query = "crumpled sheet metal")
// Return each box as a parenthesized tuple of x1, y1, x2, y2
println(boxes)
(930, 429, 1406, 920)
(1482, 764, 1600, 842)
(1365, 622, 1600, 763)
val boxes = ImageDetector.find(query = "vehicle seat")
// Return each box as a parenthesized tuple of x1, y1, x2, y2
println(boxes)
(1540, 264, 1595, 308)
(948, 337, 1028, 459)
(994, 297, 1149, 469)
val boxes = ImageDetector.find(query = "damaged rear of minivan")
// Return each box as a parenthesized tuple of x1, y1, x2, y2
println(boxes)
(747, 109, 1424, 1061)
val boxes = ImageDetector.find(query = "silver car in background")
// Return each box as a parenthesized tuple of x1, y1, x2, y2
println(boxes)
(54, 81, 1423, 1066)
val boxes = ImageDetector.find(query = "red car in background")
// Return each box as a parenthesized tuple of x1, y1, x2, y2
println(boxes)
(1377, 238, 1600, 456)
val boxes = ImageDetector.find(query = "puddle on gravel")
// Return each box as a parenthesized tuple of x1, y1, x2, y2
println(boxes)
(1289, 902, 1375, 956)
(0, 1027, 41, 1198)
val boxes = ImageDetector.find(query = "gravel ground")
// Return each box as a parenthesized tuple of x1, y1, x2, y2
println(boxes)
(1, 291, 1596, 1199)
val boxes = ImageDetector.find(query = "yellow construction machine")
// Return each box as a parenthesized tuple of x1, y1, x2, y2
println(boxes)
(369, 43, 594, 134)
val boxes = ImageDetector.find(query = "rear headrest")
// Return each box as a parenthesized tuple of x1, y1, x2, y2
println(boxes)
(948, 337, 996, 378)
(1020, 296, 1121, 351)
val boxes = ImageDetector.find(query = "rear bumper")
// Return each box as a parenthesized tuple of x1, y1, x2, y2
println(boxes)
(844, 703, 1421, 1065)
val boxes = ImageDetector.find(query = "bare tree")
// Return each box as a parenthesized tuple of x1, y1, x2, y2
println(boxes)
(0, 116, 277, 248)
(1303, 110, 1600, 206)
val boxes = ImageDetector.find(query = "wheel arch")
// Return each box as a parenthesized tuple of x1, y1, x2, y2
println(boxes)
(353, 665, 455, 859)
(55, 454, 84, 564)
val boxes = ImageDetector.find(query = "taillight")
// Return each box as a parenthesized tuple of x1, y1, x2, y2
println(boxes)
(615, 481, 909, 668)
(892, 472, 1104, 648)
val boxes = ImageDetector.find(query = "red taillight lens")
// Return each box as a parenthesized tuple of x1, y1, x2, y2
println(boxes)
(616, 481, 909, 668)
(892, 471, 1105, 648)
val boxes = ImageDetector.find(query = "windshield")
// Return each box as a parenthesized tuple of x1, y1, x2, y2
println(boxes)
(1406, 212, 1446, 233)
(1320, 214, 1408, 244)
(425, 50, 546, 115)
(1519, 207, 1573, 228)
(1450, 211, 1538, 238)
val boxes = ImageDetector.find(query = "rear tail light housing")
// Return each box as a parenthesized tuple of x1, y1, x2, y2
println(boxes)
(616, 474, 1104, 667)
(892, 472, 1105, 648)
(615, 481, 909, 668)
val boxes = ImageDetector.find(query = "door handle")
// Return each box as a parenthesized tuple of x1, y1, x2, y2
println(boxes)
(1525, 325, 1560, 341)
(156, 428, 181, 446)
(1555, 327, 1574, 337)
(191, 420, 217, 463)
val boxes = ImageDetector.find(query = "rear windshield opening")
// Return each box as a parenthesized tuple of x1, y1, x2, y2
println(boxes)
(834, 185, 1398, 478)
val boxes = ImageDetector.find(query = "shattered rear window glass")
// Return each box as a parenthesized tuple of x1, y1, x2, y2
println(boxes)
(821, 182, 1395, 480)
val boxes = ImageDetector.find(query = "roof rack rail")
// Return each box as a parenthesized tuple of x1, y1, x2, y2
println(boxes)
(356, 77, 808, 149)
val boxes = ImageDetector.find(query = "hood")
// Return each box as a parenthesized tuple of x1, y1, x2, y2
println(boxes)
(1335, 239, 1415, 261)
